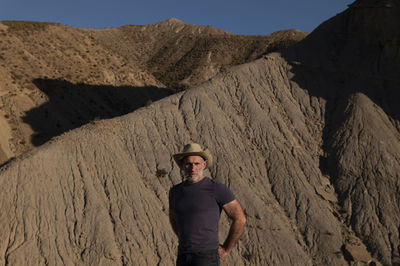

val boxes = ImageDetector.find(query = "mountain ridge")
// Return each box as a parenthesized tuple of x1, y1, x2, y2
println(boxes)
(0, 19, 306, 163)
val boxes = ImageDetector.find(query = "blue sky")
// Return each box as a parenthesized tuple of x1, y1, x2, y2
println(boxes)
(1, 0, 354, 35)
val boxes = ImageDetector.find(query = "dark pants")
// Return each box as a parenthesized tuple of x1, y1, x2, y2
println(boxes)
(176, 250, 220, 266)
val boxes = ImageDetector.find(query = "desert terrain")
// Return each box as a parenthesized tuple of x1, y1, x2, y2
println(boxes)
(0, 18, 305, 164)
(0, 0, 399, 265)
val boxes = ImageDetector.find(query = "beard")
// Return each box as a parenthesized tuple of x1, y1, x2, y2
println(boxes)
(181, 169, 204, 183)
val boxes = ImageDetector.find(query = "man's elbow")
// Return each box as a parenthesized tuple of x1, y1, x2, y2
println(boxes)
(234, 212, 246, 227)
(239, 214, 246, 226)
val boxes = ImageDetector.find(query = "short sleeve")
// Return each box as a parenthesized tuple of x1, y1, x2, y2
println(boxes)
(214, 182, 235, 207)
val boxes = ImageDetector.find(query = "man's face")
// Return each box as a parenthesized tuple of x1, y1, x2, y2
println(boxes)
(181, 155, 207, 183)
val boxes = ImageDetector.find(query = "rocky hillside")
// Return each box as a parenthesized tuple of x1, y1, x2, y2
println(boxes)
(0, 0, 399, 265)
(0, 19, 305, 164)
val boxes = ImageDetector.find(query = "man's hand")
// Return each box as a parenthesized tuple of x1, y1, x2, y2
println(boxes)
(218, 245, 229, 259)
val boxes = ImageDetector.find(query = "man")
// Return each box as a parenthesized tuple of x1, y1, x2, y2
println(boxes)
(169, 143, 246, 266)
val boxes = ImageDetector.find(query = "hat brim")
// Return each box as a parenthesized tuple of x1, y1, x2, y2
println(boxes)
(173, 150, 213, 168)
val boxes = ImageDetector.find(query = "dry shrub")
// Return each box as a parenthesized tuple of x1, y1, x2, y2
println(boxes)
(2, 21, 57, 34)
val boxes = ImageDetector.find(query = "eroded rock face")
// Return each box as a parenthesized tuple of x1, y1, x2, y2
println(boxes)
(0, 1, 399, 265)
(0, 56, 343, 265)
(282, 0, 400, 264)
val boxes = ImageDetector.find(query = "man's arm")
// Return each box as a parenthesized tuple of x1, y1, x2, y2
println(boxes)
(219, 199, 246, 259)
(169, 209, 179, 237)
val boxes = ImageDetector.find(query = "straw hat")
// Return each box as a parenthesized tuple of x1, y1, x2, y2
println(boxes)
(173, 143, 213, 168)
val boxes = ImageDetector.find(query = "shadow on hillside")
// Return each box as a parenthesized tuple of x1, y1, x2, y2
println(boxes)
(283, 58, 399, 171)
(23, 79, 174, 146)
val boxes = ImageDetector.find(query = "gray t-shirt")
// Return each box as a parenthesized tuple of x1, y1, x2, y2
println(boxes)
(169, 177, 235, 252)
